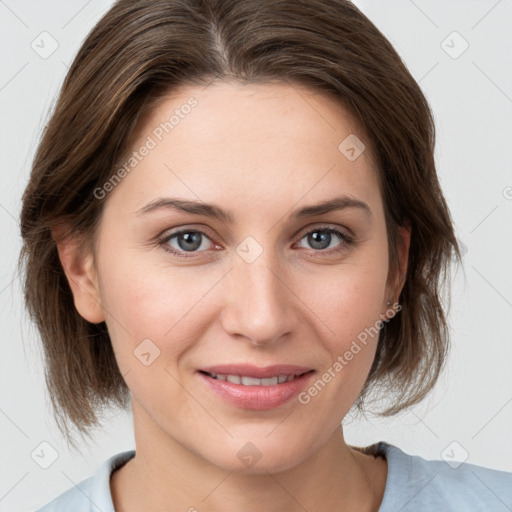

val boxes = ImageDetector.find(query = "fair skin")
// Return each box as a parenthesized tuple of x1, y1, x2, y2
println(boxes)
(57, 80, 410, 512)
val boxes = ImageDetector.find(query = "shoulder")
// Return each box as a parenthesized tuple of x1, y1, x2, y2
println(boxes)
(376, 441, 512, 512)
(35, 450, 135, 512)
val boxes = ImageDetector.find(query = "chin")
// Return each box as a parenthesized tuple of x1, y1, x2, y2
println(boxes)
(202, 435, 315, 476)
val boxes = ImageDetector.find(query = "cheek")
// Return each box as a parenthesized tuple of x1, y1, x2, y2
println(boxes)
(96, 249, 216, 414)
(298, 246, 389, 398)
(308, 254, 389, 344)
(96, 238, 223, 365)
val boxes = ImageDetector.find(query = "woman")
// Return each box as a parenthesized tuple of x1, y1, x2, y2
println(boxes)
(19, 0, 511, 511)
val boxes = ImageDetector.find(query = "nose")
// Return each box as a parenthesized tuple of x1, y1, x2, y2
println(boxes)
(220, 249, 297, 346)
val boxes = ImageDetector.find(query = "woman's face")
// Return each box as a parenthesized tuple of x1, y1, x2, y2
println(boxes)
(77, 80, 407, 473)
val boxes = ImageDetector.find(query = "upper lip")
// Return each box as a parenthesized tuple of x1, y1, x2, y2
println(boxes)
(198, 364, 314, 379)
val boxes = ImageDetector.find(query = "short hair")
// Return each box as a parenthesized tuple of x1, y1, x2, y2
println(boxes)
(19, 0, 461, 439)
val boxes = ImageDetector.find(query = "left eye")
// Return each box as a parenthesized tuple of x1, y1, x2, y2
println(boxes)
(297, 228, 348, 251)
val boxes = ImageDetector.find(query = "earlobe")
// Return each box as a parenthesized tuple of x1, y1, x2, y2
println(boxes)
(53, 227, 105, 324)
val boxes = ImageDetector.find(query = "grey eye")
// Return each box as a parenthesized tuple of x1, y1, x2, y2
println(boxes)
(298, 229, 344, 251)
(167, 231, 212, 253)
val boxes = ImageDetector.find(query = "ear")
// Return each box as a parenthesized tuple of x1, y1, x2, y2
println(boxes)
(388, 225, 411, 302)
(52, 225, 105, 324)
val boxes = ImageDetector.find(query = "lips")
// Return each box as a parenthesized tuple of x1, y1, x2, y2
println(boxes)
(197, 364, 315, 409)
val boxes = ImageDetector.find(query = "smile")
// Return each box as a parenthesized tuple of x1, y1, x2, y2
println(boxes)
(203, 372, 302, 385)
(197, 367, 315, 409)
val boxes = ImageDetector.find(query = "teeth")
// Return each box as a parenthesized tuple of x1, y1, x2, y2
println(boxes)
(208, 373, 298, 386)
(226, 375, 241, 384)
(242, 376, 262, 386)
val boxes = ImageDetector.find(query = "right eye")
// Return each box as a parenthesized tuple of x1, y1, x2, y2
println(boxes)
(159, 229, 217, 258)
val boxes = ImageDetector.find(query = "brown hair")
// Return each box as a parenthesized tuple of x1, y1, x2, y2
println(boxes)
(19, 0, 460, 439)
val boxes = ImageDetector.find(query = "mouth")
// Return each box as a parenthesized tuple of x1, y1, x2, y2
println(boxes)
(196, 364, 315, 409)
(198, 370, 312, 386)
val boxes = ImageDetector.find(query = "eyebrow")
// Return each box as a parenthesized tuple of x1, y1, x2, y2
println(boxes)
(135, 195, 372, 222)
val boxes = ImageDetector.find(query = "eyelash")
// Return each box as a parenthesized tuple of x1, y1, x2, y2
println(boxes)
(157, 225, 354, 259)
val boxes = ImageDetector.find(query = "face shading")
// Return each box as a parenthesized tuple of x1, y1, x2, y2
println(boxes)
(86, 80, 404, 474)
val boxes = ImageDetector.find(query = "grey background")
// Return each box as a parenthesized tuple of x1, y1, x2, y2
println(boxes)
(1, 0, 511, 510)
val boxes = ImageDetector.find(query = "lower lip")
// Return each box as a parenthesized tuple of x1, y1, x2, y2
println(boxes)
(198, 371, 314, 410)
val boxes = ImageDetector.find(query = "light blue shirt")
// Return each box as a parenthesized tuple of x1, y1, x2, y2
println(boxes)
(36, 441, 512, 511)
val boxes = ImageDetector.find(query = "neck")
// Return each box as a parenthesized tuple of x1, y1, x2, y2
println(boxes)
(111, 404, 387, 512)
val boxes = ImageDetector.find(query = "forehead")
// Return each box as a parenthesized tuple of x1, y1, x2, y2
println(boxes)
(105, 80, 381, 217)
